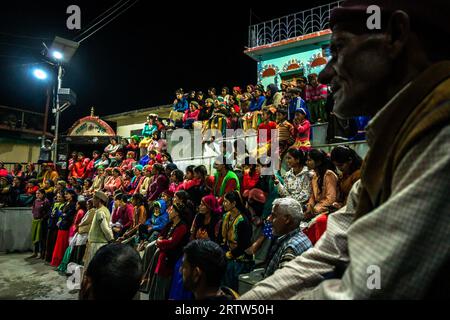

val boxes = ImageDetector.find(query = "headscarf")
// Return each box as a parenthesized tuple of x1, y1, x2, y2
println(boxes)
(201, 194, 221, 216)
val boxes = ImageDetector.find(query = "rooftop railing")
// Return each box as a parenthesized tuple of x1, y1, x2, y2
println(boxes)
(248, 1, 343, 48)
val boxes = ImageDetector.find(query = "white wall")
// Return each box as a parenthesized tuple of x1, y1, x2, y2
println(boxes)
(0, 143, 40, 164)
(116, 124, 143, 138)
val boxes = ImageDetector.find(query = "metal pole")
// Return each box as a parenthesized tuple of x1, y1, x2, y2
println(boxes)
(43, 86, 50, 138)
(53, 64, 63, 163)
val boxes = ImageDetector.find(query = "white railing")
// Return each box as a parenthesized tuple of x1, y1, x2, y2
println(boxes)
(248, 1, 343, 48)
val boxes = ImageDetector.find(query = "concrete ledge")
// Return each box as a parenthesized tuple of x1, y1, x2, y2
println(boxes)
(0, 207, 33, 253)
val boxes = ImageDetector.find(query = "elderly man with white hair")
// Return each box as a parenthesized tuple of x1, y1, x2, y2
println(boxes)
(263, 197, 312, 278)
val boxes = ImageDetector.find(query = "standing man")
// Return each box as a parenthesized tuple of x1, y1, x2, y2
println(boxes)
(83, 191, 113, 268)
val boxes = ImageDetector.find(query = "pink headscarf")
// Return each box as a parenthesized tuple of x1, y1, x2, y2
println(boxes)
(201, 194, 221, 216)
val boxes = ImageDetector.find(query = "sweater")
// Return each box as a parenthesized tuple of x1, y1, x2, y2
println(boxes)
(87, 205, 113, 243)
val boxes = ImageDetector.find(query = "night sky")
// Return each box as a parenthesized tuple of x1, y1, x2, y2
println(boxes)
(0, 0, 331, 132)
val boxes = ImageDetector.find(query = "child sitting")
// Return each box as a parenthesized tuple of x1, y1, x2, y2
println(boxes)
(183, 101, 200, 129)
(137, 199, 169, 251)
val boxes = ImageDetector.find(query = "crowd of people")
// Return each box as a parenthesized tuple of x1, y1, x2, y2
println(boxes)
(0, 132, 363, 299)
(0, 74, 367, 300)
(144, 75, 368, 152)
(2, 0, 448, 301)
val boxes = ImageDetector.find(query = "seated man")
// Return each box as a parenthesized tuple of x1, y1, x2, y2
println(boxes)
(181, 240, 238, 300)
(79, 243, 143, 300)
(240, 180, 360, 299)
(263, 198, 313, 278)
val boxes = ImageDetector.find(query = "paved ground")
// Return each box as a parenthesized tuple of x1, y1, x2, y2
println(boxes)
(0, 252, 78, 300)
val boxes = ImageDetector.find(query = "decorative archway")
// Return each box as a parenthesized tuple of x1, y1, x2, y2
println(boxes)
(67, 108, 116, 137)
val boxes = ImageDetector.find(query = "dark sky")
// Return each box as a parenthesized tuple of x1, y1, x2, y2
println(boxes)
(0, 0, 331, 132)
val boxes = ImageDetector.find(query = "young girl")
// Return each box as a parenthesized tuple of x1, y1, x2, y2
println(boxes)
(29, 189, 50, 259)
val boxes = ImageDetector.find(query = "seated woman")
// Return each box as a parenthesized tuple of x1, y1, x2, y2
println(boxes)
(148, 203, 190, 300)
(127, 135, 140, 159)
(184, 165, 209, 207)
(104, 137, 121, 158)
(303, 149, 339, 245)
(182, 165, 196, 191)
(88, 166, 105, 196)
(147, 164, 169, 201)
(204, 98, 229, 138)
(147, 131, 167, 155)
(330, 146, 362, 209)
(23, 163, 37, 183)
(182, 101, 200, 129)
(111, 194, 134, 239)
(169, 169, 185, 194)
(137, 199, 169, 251)
(198, 98, 213, 123)
(104, 168, 123, 196)
(227, 95, 242, 130)
(139, 115, 158, 155)
(275, 148, 312, 207)
(10, 163, 24, 180)
(241, 157, 260, 195)
(120, 151, 137, 172)
(94, 153, 109, 169)
(121, 170, 133, 195)
(128, 165, 144, 196)
(218, 191, 253, 292)
(117, 193, 148, 244)
(190, 194, 221, 242)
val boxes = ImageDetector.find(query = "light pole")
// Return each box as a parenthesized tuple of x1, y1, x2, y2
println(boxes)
(45, 37, 79, 163)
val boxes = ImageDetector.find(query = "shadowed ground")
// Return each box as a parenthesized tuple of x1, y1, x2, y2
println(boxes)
(0, 252, 78, 300)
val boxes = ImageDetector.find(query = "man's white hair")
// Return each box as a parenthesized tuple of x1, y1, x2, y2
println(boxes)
(272, 197, 304, 225)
